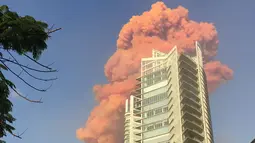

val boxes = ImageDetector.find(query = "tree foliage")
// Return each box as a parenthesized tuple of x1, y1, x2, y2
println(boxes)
(0, 5, 60, 142)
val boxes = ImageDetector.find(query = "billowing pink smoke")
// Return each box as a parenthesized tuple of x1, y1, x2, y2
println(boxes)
(76, 2, 233, 143)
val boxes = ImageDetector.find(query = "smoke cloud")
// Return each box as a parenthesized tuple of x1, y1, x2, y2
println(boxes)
(76, 1, 233, 143)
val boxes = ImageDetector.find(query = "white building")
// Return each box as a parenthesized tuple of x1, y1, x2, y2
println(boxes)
(124, 42, 214, 143)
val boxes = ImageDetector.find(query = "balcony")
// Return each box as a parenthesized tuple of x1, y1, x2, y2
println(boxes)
(136, 77, 141, 81)
(124, 135, 129, 140)
(132, 93, 142, 99)
(181, 95, 201, 110)
(182, 104, 202, 118)
(124, 122, 129, 128)
(134, 139, 142, 143)
(179, 54, 197, 68)
(183, 137, 200, 143)
(182, 119, 203, 133)
(179, 60, 197, 75)
(182, 111, 202, 126)
(179, 74, 198, 88)
(132, 89, 141, 98)
(179, 68, 198, 81)
(133, 113, 142, 117)
(133, 108, 141, 113)
(134, 118, 142, 123)
(133, 132, 142, 141)
(136, 82, 141, 87)
(133, 128, 142, 133)
(183, 127, 204, 142)
(180, 89, 200, 103)
(178, 55, 197, 72)
(179, 81, 199, 95)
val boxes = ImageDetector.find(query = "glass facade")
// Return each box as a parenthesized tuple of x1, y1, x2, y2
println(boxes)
(124, 43, 214, 143)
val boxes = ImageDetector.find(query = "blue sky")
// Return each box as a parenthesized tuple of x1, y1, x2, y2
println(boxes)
(1, 0, 255, 143)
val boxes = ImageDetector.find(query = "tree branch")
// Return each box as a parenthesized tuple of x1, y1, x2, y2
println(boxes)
(47, 62, 55, 67)
(23, 54, 55, 70)
(10, 87, 43, 103)
(0, 61, 51, 92)
(0, 57, 57, 73)
(10, 128, 28, 139)
(48, 27, 62, 34)
(10, 132, 22, 139)
(7, 51, 57, 81)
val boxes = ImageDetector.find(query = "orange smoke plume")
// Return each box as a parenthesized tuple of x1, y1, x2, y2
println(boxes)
(76, 1, 233, 143)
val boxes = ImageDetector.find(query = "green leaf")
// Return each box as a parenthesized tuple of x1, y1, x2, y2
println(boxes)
(0, 139, 6, 143)
(4, 79, 16, 88)
(0, 64, 8, 70)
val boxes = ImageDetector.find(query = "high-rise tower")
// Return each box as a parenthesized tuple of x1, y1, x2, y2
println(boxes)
(124, 42, 214, 143)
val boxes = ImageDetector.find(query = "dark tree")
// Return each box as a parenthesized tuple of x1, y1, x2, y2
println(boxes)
(0, 5, 60, 142)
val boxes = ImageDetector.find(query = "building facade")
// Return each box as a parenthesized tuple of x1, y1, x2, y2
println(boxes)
(124, 42, 214, 143)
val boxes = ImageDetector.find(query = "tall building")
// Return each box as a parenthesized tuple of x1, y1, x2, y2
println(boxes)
(124, 42, 214, 143)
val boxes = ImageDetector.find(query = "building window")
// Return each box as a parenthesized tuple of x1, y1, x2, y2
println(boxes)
(155, 123, 162, 129)
(147, 111, 154, 117)
(144, 105, 169, 119)
(143, 119, 169, 132)
(155, 108, 162, 114)
(147, 125, 154, 131)
(142, 90, 168, 106)
(142, 68, 169, 88)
